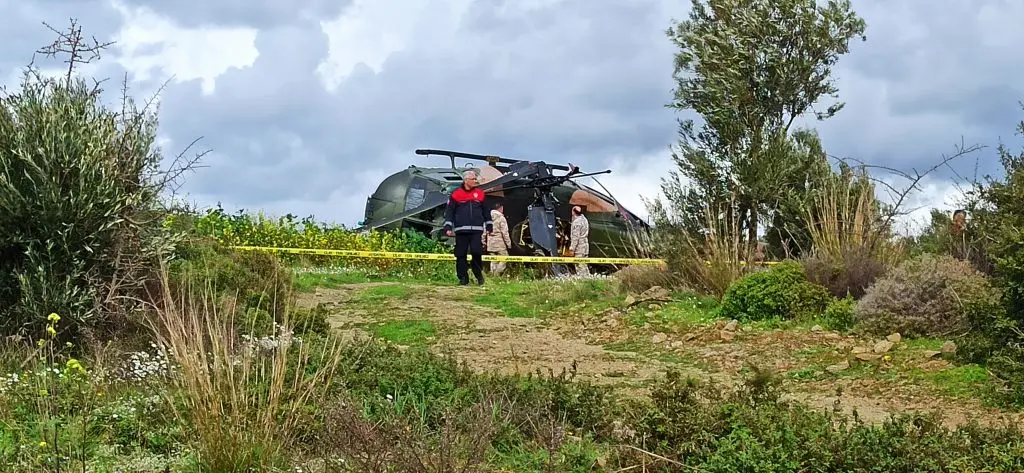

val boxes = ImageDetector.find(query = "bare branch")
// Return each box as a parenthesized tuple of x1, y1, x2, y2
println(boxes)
(34, 18, 116, 82)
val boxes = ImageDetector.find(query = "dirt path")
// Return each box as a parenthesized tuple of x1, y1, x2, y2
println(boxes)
(298, 281, 1024, 429)
(298, 283, 679, 387)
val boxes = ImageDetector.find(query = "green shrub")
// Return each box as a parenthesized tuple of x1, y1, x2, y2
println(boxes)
(291, 304, 331, 336)
(718, 260, 832, 322)
(965, 111, 1024, 405)
(821, 295, 856, 332)
(168, 237, 293, 336)
(627, 368, 1024, 471)
(0, 42, 181, 342)
(854, 253, 1001, 338)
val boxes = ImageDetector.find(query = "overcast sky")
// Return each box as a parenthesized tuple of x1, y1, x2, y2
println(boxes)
(2, 0, 1022, 234)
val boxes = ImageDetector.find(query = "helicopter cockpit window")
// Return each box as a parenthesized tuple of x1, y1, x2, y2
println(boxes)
(405, 177, 429, 210)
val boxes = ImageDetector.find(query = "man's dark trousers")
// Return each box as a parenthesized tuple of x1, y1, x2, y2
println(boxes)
(454, 231, 484, 285)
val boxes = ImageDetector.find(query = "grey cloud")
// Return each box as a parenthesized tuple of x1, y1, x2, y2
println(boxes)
(116, 0, 353, 29)
(0, 0, 123, 79)
(6, 0, 1023, 226)
(811, 0, 1024, 186)
(147, 0, 682, 217)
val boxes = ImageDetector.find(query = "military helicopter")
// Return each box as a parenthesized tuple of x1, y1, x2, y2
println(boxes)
(355, 148, 654, 275)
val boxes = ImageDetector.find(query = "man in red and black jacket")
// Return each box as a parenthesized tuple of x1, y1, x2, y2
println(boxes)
(443, 170, 493, 285)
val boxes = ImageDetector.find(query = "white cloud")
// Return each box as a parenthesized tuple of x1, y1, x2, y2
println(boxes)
(877, 174, 969, 236)
(110, 0, 259, 95)
(586, 151, 673, 224)
(316, 0, 447, 89)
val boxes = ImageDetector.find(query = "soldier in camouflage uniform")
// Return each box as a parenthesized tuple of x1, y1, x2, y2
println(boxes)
(483, 202, 512, 275)
(568, 206, 590, 276)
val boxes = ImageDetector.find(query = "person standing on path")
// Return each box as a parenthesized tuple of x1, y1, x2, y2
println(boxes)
(568, 205, 590, 276)
(483, 202, 512, 275)
(443, 170, 493, 285)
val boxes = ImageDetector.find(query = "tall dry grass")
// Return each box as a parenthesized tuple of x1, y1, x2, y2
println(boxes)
(658, 199, 749, 298)
(145, 263, 346, 471)
(804, 166, 904, 266)
(801, 165, 906, 298)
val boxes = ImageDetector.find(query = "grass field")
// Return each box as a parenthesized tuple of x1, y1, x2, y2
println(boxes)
(295, 271, 1024, 428)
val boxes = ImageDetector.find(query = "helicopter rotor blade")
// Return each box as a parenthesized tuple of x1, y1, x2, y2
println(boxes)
(415, 148, 571, 172)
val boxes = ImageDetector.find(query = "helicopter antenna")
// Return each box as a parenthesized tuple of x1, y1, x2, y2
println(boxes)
(589, 175, 633, 223)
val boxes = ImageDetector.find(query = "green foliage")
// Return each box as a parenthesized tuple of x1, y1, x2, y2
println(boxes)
(290, 304, 330, 336)
(821, 294, 856, 332)
(181, 205, 455, 280)
(718, 261, 832, 322)
(169, 237, 293, 337)
(0, 25, 183, 342)
(906, 209, 991, 274)
(854, 253, 1002, 338)
(7, 320, 1024, 471)
(972, 106, 1024, 322)
(960, 103, 1024, 404)
(473, 278, 618, 318)
(0, 313, 188, 471)
(627, 368, 1024, 471)
(653, 0, 867, 254)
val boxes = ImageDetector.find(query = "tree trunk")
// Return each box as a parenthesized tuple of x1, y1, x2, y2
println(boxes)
(747, 205, 758, 262)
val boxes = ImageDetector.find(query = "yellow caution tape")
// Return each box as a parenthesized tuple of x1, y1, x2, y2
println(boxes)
(230, 246, 667, 266)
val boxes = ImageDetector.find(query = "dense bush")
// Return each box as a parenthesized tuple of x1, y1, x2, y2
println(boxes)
(821, 295, 857, 332)
(0, 41, 179, 342)
(960, 107, 1024, 404)
(854, 253, 1001, 338)
(907, 209, 993, 275)
(303, 341, 1024, 472)
(801, 245, 888, 299)
(718, 260, 833, 322)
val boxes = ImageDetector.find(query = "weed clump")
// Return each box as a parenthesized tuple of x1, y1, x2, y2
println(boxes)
(613, 265, 678, 294)
(146, 265, 344, 472)
(802, 245, 889, 299)
(168, 237, 294, 337)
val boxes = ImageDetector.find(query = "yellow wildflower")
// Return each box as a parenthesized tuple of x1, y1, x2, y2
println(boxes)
(66, 358, 86, 374)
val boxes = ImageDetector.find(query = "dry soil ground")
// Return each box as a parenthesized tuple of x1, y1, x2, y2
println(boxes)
(297, 278, 1024, 429)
